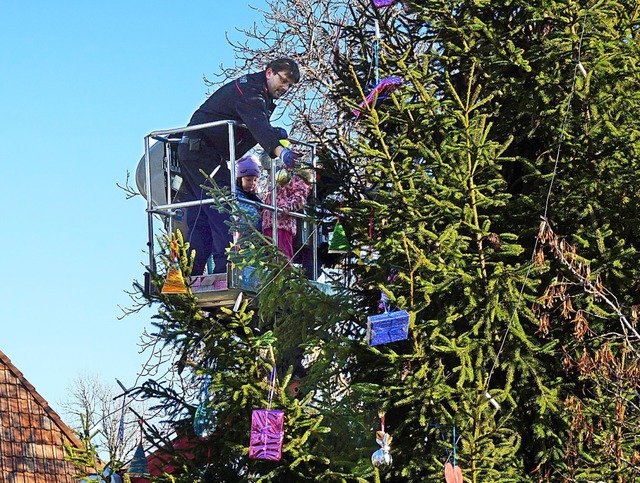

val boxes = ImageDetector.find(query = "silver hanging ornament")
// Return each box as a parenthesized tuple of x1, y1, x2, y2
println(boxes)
(372, 448, 393, 468)
(371, 430, 393, 469)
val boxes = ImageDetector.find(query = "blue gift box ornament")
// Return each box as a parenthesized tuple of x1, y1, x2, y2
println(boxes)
(366, 310, 410, 346)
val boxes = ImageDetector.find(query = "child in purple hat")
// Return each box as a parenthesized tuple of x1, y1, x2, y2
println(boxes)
(235, 155, 263, 234)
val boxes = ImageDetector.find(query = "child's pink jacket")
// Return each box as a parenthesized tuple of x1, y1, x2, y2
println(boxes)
(262, 174, 311, 236)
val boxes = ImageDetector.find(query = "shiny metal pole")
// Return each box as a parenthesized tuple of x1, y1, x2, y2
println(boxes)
(228, 122, 236, 197)
(144, 135, 157, 273)
(271, 159, 278, 249)
(164, 141, 174, 235)
(310, 143, 318, 281)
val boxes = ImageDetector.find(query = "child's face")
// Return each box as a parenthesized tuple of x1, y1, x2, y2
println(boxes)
(241, 175, 258, 193)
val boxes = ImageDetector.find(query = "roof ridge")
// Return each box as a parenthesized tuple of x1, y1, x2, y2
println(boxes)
(0, 349, 84, 449)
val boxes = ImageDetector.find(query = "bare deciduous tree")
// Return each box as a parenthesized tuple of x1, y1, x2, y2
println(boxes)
(59, 374, 141, 464)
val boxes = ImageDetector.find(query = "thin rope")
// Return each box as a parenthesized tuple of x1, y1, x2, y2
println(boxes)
(374, 19, 380, 85)
(484, 7, 591, 393)
(267, 366, 277, 410)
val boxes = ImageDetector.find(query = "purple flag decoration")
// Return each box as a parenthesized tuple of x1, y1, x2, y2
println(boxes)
(249, 409, 284, 461)
(353, 76, 404, 117)
(373, 0, 398, 6)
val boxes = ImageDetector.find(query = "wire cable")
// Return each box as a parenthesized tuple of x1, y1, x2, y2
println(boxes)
(484, 7, 591, 393)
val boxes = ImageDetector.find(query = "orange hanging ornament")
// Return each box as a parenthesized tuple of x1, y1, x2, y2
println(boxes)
(444, 424, 463, 482)
(161, 239, 187, 294)
(444, 462, 463, 483)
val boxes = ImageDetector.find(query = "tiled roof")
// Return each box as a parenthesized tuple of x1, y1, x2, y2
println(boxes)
(0, 350, 84, 483)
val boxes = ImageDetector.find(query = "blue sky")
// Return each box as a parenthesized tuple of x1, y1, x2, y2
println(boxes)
(0, 1, 267, 415)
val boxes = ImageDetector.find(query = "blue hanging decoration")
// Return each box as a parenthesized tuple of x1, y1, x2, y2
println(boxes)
(128, 443, 149, 477)
(128, 420, 149, 477)
(117, 399, 126, 444)
(193, 374, 217, 438)
(367, 309, 410, 346)
(115, 378, 133, 445)
(366, 273, 409, 345)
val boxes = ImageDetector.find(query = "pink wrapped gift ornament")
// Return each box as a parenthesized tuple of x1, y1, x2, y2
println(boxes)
(249, 409, 284, 461)
(353, 76, 404, 117)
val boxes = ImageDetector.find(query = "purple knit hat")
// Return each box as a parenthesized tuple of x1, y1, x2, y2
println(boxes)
(236, 155, 261, 178)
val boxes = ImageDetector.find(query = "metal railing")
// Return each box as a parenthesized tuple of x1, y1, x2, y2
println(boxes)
(142, 120, 318, 283)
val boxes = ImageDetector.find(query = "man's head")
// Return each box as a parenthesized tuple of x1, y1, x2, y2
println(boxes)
(265, 58, 300, 99)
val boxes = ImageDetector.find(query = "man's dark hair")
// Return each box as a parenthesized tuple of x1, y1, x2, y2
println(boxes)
(267, 58, 300, 83)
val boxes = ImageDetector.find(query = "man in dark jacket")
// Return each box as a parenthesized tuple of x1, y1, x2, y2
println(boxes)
(178, 58, 301, 275)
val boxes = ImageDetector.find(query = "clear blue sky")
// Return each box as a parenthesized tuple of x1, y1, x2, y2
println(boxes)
(0, 0, 267, 415)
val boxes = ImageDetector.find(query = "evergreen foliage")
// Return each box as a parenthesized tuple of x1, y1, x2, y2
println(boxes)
(129, 0, 640, 481)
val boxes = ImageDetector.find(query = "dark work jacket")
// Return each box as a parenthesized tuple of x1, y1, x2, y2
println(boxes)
(187, 70, 282, 161)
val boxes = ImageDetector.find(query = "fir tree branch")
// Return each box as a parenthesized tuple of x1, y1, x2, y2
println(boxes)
(537, 218, 640, 354)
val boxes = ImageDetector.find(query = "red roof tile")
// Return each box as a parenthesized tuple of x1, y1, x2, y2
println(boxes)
(0, 350, 83, 482)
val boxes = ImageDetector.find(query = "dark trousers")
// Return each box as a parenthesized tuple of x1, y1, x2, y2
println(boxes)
(178, 142, 232, 275)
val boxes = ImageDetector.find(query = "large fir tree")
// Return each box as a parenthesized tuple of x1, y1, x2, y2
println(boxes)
(128, 0, 640, 481)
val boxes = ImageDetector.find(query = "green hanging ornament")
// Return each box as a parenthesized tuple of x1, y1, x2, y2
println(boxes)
(276, 168, 292, 186)
(328, 222, 349, 253)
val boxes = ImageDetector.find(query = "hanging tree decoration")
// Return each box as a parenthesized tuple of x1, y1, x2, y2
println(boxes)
(276, 167, 292, 186)
(353, 76, 404, 117)
(352, 19, 404, 117)
(193, 374, 217, 438)
(366, 305, 410, 346)
(371, 412, 393, 470)
(372, 0, 399, 7)
(328, 221, 350, 254)
(444, 425, 463, 483)
(366, 276, 410, 346)
(128, 419, 150, 477)
(249, 366, 284, 461)
(115, 378, 134, 445)
(328, 202, 350, 254)
(161, 238, 188, 294)
(275, 138, 294, 184)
